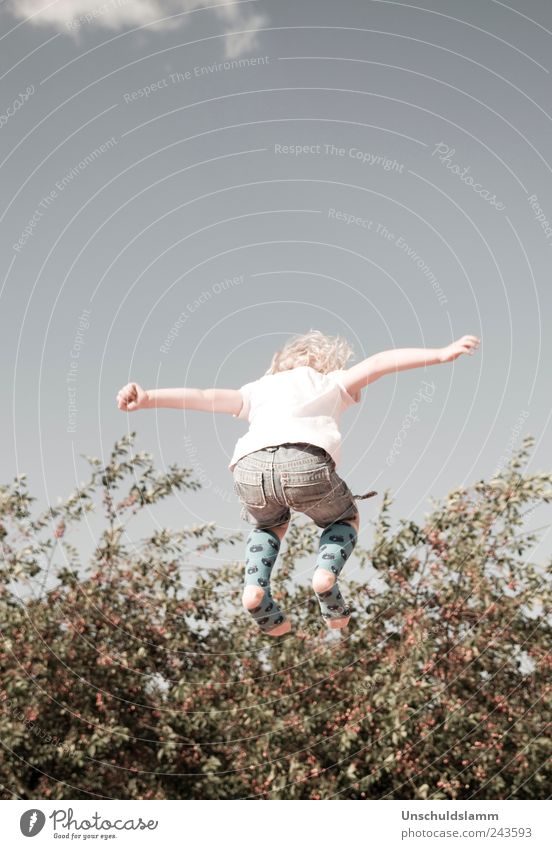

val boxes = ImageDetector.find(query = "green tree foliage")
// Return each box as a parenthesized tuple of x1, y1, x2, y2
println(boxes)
(0, 434, 550, 799)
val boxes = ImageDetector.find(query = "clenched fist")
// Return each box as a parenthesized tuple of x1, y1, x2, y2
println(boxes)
(440, 335, 480, 363)
(116, 382, 149, 412)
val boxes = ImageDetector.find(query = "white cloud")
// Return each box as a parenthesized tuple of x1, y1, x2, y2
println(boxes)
(4, 0, 267, 58)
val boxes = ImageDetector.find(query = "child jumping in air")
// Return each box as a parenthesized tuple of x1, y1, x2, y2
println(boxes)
(117, 330, 480, 637)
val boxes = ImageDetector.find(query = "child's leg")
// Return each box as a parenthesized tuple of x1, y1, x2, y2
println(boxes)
(312, 515, 359, 629)
(242, 520, 290, 636)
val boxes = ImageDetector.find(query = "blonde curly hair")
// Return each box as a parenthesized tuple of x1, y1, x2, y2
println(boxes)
(265, 330, 355, 375)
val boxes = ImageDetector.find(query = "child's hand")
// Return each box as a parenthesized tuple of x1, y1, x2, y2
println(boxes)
(440, 335, 480, 363)
(116, 382, 149, 411)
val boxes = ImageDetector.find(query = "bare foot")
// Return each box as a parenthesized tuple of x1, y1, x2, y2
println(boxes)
(327, 615, 351, 630)
(266, 620, 291, 637)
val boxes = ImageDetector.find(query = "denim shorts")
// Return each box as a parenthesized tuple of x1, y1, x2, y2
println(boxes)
(232, 442, 359, 530)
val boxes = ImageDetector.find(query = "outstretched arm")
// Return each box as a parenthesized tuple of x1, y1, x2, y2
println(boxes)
(116, 383, 243, 415)
(340, 335, 480, 397)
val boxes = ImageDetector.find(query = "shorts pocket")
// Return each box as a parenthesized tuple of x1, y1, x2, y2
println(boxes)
(233, 468, 267, 508)
(280, 465, 332, 510)
(328, 469, 353, 499)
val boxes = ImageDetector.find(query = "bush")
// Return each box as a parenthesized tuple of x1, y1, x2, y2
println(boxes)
(0, 434, 550, 799)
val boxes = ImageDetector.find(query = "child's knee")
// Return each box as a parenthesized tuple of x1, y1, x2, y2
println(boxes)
(312, 569, 336, 594)
(242, 585, 265, 610)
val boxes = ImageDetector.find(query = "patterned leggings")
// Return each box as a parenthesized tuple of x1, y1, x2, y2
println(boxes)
(243, 520, 358, 633)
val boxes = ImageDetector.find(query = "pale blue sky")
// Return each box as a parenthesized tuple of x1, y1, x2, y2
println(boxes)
(1, 0, 551, 573)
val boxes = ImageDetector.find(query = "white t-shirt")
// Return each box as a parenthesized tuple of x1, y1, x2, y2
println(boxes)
(228, 365, 360, 470)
